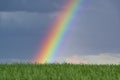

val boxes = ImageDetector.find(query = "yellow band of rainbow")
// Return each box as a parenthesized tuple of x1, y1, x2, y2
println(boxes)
(34, 0, 83, 64)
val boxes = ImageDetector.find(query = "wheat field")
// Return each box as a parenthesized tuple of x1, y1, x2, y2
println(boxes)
(0, 63, 120, 80)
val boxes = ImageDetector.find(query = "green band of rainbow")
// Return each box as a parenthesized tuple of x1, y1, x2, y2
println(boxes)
(34, 0, 83, 64)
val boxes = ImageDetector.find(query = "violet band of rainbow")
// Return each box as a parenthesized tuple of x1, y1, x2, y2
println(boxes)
(34, 0, 83, 64)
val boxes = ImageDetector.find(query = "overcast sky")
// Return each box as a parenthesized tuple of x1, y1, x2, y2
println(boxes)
(0, 0, 120, 64)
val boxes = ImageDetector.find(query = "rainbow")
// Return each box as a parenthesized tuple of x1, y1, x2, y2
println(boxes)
(34, 0, 83, 64)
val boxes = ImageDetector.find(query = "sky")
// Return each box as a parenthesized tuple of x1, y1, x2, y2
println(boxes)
(0, 0, 120, 64)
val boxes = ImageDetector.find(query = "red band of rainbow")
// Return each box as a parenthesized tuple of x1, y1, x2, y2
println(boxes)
(34, 0, 83, 64)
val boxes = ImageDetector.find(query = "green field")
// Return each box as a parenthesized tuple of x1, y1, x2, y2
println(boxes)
(0, 63, 120, 80)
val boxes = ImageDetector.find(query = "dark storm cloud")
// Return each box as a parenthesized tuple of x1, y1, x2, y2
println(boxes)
(0, 12, 54, 37)
(0, 0, 67, 12)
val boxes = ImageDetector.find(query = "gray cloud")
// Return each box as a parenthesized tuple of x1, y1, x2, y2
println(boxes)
(0, 0, 67, 12)
(0, 12, 56, 37)
(55, 53, 120, 64)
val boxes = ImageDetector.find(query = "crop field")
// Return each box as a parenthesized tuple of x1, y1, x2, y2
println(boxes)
(0, 63, 120, 80)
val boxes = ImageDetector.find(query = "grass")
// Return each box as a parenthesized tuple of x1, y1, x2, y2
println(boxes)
(0, 63, 120, 80)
